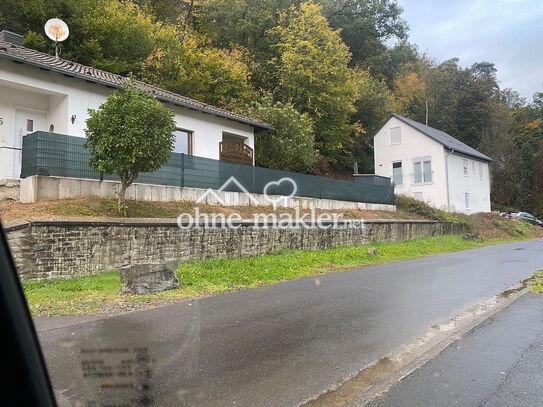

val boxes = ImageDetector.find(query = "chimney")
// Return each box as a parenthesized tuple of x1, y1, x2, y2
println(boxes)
(0, 30, 23, 46)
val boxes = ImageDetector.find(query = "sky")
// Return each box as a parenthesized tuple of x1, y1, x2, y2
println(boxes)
(396, 0, 543, 99)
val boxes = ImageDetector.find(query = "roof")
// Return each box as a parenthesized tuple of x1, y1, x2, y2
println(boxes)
(0, 41, 273, 131)
(389, 114, 493, 162)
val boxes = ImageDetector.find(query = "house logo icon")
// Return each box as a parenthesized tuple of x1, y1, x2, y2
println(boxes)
(196, 176, 298, 208)
(196, 176, 259, 205)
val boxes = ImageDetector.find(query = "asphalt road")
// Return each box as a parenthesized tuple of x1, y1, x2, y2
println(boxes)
(368, 293, 543, 407)
(36, 240, 543, 407)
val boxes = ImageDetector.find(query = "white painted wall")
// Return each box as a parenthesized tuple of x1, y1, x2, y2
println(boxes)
(374, 117, 447, 208)
(0, 58, 255, 178)
(374, 116, 491, 214)
(445, 153, 491, 213)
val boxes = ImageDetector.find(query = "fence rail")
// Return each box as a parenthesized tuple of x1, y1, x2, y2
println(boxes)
(21, 131, 394, 205)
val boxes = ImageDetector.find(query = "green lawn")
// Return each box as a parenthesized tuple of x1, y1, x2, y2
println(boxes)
(23, 235, 521, 316)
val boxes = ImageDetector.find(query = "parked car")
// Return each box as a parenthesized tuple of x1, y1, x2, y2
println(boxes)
(508, 212, 543, 227)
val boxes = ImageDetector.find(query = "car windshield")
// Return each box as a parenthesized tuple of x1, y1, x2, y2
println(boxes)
(2, 1, 543, 406)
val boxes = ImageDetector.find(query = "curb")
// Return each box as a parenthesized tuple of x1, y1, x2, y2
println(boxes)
(301, 279, 533, 407)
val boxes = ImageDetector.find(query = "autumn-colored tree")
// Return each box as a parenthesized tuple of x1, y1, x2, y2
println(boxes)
(270, 1, 360, 165)
(142, 28, 256, 110)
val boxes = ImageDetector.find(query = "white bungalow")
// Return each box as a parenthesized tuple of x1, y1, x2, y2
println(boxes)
(0, 31, 271, 180)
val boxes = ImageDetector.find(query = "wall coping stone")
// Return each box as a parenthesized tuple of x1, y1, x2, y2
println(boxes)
(2, 217, 451, 232)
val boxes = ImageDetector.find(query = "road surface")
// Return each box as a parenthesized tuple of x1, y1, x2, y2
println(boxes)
(36, 240, 543, 406)
(368, 293, 543, 407)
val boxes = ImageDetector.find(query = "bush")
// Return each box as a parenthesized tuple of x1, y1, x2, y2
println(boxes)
(243, 96, 318, 172)
(85, 79, 176, 215)
(395, 195, 461, 222)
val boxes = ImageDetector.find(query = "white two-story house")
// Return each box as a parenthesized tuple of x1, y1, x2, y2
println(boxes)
(374, 114, 492, 214)
(0, 31, 271, 180)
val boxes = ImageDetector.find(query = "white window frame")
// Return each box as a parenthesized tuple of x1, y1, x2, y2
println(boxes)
(390, 126, 401, 145)
(413, 157, 432, 184)
(392, 161, 403, 186)
(464, 192, 471, 210)
(173, 128, 194, 155)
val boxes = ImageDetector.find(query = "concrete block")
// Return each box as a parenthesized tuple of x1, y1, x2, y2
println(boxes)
(80, 179, 102, 198)
(99, 181, 117, 200)
(135, 184, 153, 202)
(19, 176, 37, 203)
(125, 185, 136, 201)
(58, 178, 82, 200)
(36, 176, 60, 201)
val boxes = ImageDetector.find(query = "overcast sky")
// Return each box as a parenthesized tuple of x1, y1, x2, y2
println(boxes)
(396, 0, 543, 99)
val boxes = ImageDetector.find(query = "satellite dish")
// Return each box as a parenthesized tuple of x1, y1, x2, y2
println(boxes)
(44, 18, 69, 58)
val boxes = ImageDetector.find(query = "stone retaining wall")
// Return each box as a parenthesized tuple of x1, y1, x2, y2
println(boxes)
(4, 219, 465, 282)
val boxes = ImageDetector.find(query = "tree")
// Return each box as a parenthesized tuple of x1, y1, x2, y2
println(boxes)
(270, 1, 361, 165)
(243, 96, 318, 171)
(142, 29, 257, 110)
(320, 0, 408, 66)
(353, 70, 398, 172)
(6, 0, 161, 75)
(85, 80, 176, 215)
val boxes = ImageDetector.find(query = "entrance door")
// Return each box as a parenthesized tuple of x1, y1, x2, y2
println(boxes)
(13, 109, 46, 178)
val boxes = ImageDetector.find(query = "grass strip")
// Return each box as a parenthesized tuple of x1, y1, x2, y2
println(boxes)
(24, 235, 522, 316)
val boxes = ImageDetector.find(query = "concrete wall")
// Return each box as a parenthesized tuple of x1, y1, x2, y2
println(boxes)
(0, 178, 19, 200)
(5, 219, 465, 282)
(373, 116, 491, 214)
(0, 58, 255, 178)
(19, 175, 396, 212)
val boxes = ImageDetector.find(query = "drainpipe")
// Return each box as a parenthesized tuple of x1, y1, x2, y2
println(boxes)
(444, 147, 455, 211)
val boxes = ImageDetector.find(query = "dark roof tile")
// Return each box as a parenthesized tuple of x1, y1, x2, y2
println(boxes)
(390, 114, 493, 162)
(0, 41, 273, 131)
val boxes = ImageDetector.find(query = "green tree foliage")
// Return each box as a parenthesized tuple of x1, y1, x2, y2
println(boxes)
(3, 0, 156, 74)
(142, 29, 256, 110)
(85, 80, 176, 215)
(320, 0, 408, 66)
(270, 1, 360, 165)
(78, 0, 157, 74)
(4, 0, 542, 215)
(243, 97, 318, 172)
(353, 70, 398, 172)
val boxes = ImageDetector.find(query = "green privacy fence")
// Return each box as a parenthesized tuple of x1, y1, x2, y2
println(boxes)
(21, 131, 394, 205)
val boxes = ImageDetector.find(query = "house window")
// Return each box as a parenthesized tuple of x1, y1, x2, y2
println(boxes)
(479, 163, 483, 181)
(463, 159, 468, 176)
(173, 129, 193, 155)
(390, 127, 401, 144)
(464, 193, 471, 210)
(414, 158, 432, 183)
(26, 119, 34, 132)
(413, 192, 423, 201)
(392, 161, 403, 185)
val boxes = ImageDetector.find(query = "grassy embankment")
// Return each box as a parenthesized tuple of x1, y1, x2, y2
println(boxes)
(21, 195, 543, 316)
(24, 234, 534, 316)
